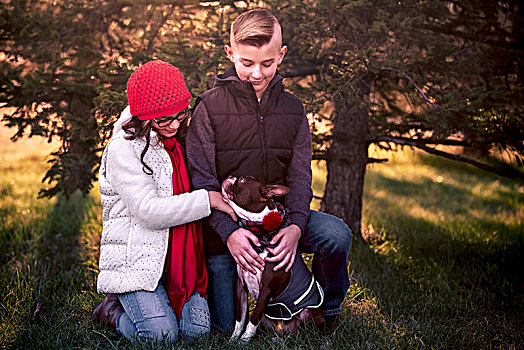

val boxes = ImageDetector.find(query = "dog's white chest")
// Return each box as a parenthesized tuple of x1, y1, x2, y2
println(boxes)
(238, 250, 268, 300)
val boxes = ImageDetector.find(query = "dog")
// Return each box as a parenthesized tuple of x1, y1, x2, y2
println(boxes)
(222, 175, 325, 342)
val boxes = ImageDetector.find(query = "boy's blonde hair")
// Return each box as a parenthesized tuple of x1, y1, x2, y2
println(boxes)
(230, 8, 282, 48)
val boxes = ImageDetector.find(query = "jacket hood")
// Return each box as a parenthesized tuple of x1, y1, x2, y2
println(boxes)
(213, 66, 284, 100)
(113, 105, 132, 135)
(214, 66, 241, 86)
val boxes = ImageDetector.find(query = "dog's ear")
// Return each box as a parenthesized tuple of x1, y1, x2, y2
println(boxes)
(264, 184, 290, 198)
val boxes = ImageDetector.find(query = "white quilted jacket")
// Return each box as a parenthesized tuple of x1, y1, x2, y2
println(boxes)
(97, 107, 211, 293)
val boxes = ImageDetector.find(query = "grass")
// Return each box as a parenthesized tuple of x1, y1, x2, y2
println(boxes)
(0, 126, 523, 349)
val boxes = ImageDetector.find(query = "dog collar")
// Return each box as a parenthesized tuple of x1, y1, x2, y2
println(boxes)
(231, 202, 277, 222)
(221, 187, 279, 222)
(239, 202, 287, 232)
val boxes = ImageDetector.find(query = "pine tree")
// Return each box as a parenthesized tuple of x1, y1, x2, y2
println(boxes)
(275, 0, 524, 235)
(1, 0, 522, 238)
(1, 0, 227, 197)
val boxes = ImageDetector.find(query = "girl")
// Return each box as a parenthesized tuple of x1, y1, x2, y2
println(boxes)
(92, 60, 236, 344)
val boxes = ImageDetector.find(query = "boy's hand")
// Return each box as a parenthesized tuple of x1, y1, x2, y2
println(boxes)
(226, 228, 265, 275)
(265, 224, 301, 272)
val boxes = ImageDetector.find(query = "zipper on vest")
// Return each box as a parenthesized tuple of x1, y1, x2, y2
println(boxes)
(258, 111, 269, 179)
(251, 85, 269, 180)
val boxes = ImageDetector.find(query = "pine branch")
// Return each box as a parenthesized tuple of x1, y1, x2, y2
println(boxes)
(414, 23, 522, 51)
(145, 5, 177, 53)
(369, 135, 469, 146)
(312, 152, 327, 161)
(367, 158, 388, 164)
(280, 64, 319, 78)
(376, 136, 523, 178)
(381, 67, 440, 109)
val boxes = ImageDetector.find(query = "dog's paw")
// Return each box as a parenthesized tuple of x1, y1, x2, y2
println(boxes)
(229, 320, 244, 343)
(239, 322, 257, 342)
(229, 335, 240, 343)
(239, 333, 254, 343)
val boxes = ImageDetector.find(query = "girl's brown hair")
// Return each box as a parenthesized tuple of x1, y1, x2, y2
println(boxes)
(122, 116, 189, 175)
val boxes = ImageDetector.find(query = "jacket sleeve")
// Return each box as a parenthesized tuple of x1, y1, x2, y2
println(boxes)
(186, 101, 240, 242)
(104, 135, 211, 230)
(285, 107, 313, 232)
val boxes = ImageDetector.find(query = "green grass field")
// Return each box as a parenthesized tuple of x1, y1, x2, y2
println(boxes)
(1, 127, 522, 349)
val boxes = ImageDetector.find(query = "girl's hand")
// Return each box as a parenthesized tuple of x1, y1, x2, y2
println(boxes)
(208, 191, 238, 221)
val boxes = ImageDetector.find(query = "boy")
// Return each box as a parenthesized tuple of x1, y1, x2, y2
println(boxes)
(186, 8, 352, 333)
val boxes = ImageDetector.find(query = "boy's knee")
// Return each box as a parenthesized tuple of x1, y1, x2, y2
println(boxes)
(206, 254, 236, 334)
(323, 217, 353, 254)
(209, 303, 235, 335)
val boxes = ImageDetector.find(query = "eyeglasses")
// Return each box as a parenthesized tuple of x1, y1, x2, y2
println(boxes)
(153, 107, 191, 127)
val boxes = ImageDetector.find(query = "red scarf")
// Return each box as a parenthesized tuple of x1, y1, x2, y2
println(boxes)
(161, 137, 207, 319)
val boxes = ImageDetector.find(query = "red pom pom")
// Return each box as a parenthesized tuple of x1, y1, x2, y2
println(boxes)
(262, 211, 283, 231)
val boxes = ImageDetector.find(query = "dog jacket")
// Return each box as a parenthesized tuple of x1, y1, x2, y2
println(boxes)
(237, 204, 324, 320)
(265, 254, 324, 320)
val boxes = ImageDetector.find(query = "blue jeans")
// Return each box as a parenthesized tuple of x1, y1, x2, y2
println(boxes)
(116, 282, 210, 344)
(206, 210, 352, 333)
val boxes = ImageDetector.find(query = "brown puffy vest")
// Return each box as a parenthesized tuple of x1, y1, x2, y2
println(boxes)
(196, 69, 306, 254)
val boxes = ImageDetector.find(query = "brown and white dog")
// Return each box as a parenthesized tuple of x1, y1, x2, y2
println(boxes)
(222, 176, 325, 342)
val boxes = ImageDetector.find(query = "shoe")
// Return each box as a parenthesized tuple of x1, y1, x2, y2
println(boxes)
(92, 294, 125, 332)
(323, 314, 341, 333)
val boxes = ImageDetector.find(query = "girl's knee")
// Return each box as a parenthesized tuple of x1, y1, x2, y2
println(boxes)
(136, 316, 178, 344)
(180, 322, 210, 342)
(180, 293, 211, 342)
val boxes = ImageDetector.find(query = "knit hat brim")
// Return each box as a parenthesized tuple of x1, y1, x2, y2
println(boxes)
(136, 99, 190, 121)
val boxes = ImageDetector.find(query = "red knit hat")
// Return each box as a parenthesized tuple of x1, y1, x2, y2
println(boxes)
(127, 60, 191, 121)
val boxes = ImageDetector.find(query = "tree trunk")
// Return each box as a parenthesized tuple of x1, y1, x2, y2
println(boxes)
(40, 95, 99, 198)
(67, 96, 99, 194)
(321, 85, 370, 238)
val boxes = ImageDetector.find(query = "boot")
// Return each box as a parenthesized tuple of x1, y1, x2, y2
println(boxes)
(323, 314, 341, 333)
(92, 294, 125, 332)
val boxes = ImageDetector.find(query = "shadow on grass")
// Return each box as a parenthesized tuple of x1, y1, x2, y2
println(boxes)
(353, 171, 524, 348)
(3, 190, 402, 349)
(1, 192, 120, 349)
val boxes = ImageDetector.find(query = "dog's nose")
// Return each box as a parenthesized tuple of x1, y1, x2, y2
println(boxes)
(226, 175, 236, 181)
(223, 176, 237, 192)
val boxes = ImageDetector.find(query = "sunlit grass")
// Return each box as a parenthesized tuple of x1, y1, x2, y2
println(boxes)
(312, 144, 523, 348)
(1, 129, 522, 348)
(0, 127, 103, 348)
